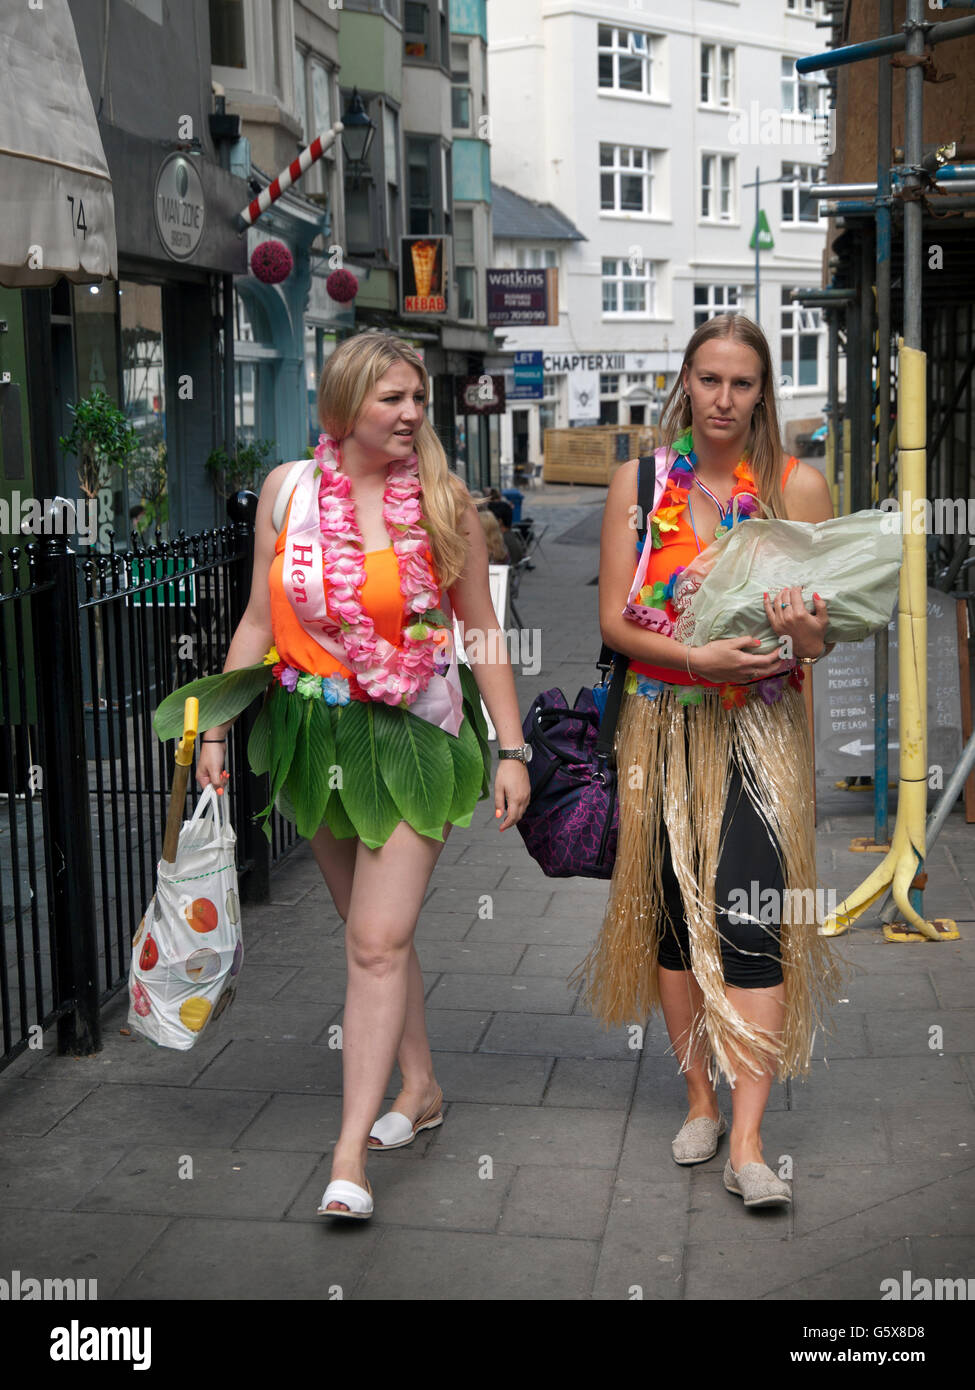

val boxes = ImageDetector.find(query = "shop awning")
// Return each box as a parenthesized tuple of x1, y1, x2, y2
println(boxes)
(0, 0, 117, 287)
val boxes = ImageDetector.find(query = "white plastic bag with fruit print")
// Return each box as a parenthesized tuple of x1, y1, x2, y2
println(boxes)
(128, 785, 243, 1050)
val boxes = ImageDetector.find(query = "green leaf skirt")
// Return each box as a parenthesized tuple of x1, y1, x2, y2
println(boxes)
(154, 661, 493, 849)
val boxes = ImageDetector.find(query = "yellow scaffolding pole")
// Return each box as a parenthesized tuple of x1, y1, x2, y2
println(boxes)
(822, 341, 954, 940)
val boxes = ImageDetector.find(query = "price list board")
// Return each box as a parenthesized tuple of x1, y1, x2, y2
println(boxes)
(812, 590, 963, 785)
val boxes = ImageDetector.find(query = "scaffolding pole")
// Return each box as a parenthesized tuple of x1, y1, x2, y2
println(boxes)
(803, 0, 959, 941)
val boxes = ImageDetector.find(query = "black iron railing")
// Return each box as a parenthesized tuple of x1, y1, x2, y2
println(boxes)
(0, 492, 298, 1073)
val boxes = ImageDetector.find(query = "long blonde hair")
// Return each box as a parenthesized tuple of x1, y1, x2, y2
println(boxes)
(659, 313, 787, 519)
(317, 330, 471, 587)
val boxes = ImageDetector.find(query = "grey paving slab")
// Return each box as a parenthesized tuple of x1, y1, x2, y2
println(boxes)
(883, 1098, 975, 1163)
(544, 1058, 637, 1110)
(592, 1180, 690, 1301)
(0, 1137, 132, 1210)
(413, 910, 479, 941)
(204, 999, 338, 1045)
(191, 1039, 341, 1095)
(0, 1208, 171, 1300)
(516, 944, 597, 977)
(795, 1162, 975, 1240)
(788, 1055, 972, 1109)
(840, 970, 941, 1011)
(404, 939, 526, 975)
(616, 1109, 696, 1187)
(0, 1076, 100, 1136)
(414, 1051, 552, 1107)
(232, 1091, 344, 1152)
(78, 1144, 320, 1220)
(865, 1008, 975, 1057)
(115, 1216, 381, 1299)
(421, 863, 509, 893)
(907, 1234, 975, 1284)
(430, 1101, 625, 1169)
(423, 885, 555, 921)
(243, 924, 344, 965)
(266, 963, 352, 1007)
(354, 1227, 598, 1300)
(232, 963, 303, 1001)
(683, 1230, 911, 1301)
(287, 1153, 514, 1231)
(465, 914, 596, 947)
(930, 968, 975, 1010)
(498, 1163, 614, 1241)
(426, 971, 578, 1014)
(479, 1011, 633, 1060)
(48, 1082, 268, 1146)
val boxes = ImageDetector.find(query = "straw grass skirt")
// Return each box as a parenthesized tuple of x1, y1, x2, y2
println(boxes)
(570, 683, 845, 1083)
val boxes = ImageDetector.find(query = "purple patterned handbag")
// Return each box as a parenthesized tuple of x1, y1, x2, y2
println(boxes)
(515, 457, 656, 879)
(515, 674, 626, 878)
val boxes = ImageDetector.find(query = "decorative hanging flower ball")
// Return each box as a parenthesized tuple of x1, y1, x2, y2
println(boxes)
(250, 239, 293, 284)
(326, 268, 359, 303)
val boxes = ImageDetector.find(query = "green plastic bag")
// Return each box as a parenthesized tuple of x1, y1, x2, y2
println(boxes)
(673, 509, 903, 654)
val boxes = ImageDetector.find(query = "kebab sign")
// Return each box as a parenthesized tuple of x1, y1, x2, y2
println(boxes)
(402, 235, 449, 314)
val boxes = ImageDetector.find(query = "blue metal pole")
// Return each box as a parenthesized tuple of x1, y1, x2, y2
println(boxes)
(796, 12, 975, 75)
(874, 0, 893, 849)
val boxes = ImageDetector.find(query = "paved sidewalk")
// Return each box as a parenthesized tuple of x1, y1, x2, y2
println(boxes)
(1, 500, 973, 1301)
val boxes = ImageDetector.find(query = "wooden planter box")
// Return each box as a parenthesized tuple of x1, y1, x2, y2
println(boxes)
(542, 425, 660, 485)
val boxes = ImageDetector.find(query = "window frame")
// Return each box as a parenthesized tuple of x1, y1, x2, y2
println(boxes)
(780, 285, 824, 390)
(693, 283, 742, 328)
(601, 256, 658, 320)
(700, 152, 737, 224)
(700, 42, 735, 109)
(597, 24, 657, 100)
(600, 142, 656, 218)
(781, 56, 829, 118)
(780, 160, 824, 226)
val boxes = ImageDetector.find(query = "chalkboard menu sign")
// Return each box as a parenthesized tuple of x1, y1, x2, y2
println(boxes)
(812, 589, 962, 784)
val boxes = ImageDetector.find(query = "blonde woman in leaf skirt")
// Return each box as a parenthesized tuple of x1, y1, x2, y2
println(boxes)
(158, 331, 531, 1219)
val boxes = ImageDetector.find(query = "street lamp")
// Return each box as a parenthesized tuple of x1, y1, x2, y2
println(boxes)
(340, 88, 376, 185)
(743, 169, 822, 325)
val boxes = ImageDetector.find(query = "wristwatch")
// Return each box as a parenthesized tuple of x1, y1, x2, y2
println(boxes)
(498, 744, 533, 763)
(798, 643, 829, 665)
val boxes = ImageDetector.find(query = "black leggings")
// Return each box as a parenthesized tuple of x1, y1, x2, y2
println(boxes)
(656, 758, 785, 988)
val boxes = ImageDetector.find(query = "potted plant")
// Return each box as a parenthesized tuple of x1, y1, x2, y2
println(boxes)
(59, 388, 140, 747)
(205, 438, 279, 500)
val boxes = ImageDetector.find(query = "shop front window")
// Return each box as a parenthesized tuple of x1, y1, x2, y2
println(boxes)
(70, 282, 126, 549)
(120, 281, 168, 538)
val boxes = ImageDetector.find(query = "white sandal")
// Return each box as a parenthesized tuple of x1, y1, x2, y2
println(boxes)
(368, 1089, 444, 1151)
(317, 1178, 374, 1219)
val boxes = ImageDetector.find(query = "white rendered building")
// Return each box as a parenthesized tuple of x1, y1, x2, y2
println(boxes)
(487, 0, 832, 467)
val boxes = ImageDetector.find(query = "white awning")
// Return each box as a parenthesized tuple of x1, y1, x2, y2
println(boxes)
(0, 0, 117, 287)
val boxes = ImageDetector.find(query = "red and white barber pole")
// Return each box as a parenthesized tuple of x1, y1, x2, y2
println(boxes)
(236, 122, 344, 229)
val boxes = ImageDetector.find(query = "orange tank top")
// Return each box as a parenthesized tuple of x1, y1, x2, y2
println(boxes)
(268, 491, 441, 678)
(629, 455, 799, 685)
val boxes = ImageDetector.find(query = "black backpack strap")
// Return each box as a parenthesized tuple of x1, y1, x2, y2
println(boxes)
(597, 454, 656, 672)
(595, 454, 660, 757)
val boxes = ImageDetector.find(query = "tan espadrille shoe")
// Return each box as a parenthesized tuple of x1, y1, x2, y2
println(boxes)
(723, 1160, 792, 1208)
(671, 1113, 727, 1165)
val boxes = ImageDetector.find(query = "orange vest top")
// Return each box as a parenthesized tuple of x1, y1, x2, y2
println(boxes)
(629, 456, 799, 686)
(269, 492, 441, 678)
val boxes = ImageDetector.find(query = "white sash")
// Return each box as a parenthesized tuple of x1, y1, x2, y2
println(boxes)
(280, 458, 465, 737)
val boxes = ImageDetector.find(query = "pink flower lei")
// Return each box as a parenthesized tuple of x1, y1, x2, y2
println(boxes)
(314, 434, 443, 707)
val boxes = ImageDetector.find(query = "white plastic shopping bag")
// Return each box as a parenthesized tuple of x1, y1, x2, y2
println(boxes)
(128, 785, 243, 1049)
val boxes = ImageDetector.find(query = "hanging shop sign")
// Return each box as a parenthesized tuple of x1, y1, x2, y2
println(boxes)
(508, 351, 544, 401)
(154, 154, 206, 262)
(486, 268, 558, 326)
(402, 235, 448, 313)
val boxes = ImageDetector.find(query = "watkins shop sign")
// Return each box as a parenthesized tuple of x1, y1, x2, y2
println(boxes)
(486, 268, 558, 326)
